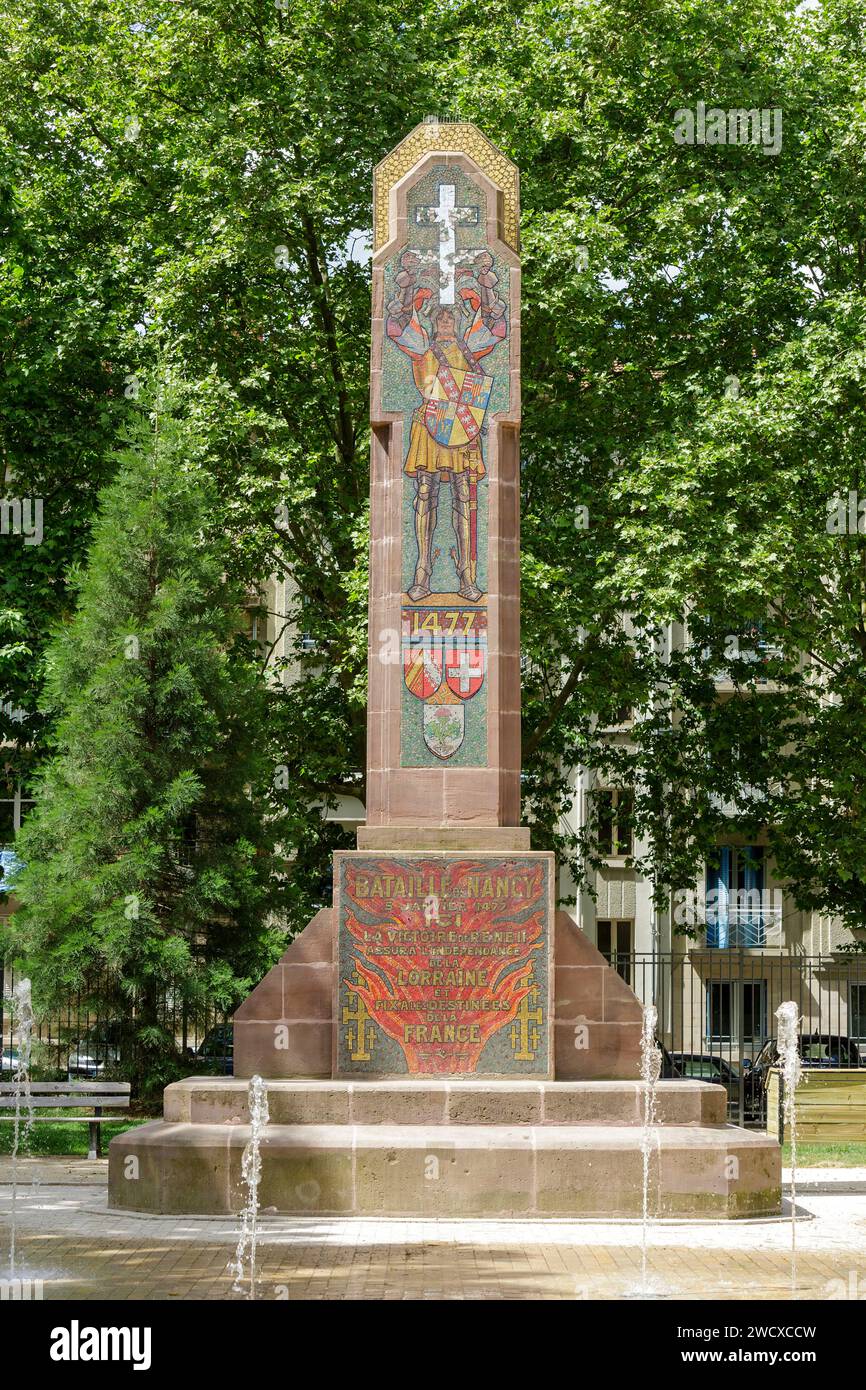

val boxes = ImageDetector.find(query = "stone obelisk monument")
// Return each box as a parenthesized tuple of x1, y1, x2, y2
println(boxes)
(109, 125, 780, 1219)
(333, 119, 555, 1079)
(229, 122, 635, 1084)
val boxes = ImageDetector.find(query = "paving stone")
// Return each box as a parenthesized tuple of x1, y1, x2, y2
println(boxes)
(0, 1182, 864, 1301)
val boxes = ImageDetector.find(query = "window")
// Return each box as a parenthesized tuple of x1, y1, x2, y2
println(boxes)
(741, 981, 767, 1041)
(601, 704, 633, 730)
(298, 593, 318, 654)
(850, 984, 866, 1042)
(706, 846, 766, 947)
(0, 784, 33, 848)
(595, 788, 634, 858)
(597, 919, 633, 985)
(0, 782, 29, 894)
(0, 799, 13, 846)
(706, 980, 767, 1043)
(692, 614, 780, 684)
(707, 982, 732, 1041)
(243, 589, 267, 652)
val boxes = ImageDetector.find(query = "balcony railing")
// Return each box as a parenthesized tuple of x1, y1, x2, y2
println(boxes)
(703, 905, 783, 949)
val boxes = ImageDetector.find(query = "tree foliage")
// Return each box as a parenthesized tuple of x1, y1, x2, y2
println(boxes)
(1, 0, 864, 939)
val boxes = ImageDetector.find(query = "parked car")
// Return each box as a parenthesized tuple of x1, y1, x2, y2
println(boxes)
(67, 1021, 123, 1080)
(751, 1032, 864, 1095)
(0, 1047, 21, 1075)
(673, 1051, 761, 1119)
(195, 1024, 233, 1075)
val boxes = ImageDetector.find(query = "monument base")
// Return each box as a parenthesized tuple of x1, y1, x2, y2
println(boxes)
(108, 1078, 781, 1218)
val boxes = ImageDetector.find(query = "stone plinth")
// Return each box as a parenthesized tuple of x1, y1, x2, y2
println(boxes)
(162, 1078, 729, 1127)
(109, 1078, 781, 1218)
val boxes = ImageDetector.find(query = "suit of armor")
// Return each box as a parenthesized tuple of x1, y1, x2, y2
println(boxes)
(386, 250, 506, 602)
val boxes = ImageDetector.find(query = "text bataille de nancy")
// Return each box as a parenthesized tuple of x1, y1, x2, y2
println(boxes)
(350, 869, 541, 901)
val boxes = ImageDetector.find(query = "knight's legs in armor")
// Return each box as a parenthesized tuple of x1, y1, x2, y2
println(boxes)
(407, 471, 440, 602)
(451, 470, 482, 602)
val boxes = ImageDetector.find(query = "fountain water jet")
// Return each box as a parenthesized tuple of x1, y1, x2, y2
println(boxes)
(639, 1004, 662, 1295)
(8, 977, 33, 1280)
(228, 1074, 269, 1299)
(775, 1001, 801, 1296)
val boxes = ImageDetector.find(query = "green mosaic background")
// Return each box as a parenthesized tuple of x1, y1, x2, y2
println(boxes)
(380, 163, 511, 768)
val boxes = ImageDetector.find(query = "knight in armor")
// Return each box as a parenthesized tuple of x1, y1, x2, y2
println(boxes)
(386, 250, 507, 602)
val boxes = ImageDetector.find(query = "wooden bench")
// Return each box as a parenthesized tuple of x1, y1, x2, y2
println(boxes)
(0, 1081, 131, 1159)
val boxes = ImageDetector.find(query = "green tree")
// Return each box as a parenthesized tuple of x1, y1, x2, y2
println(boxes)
(3, 0, 865, 940)
(3, 391, 287, 1090)
(613, 304, 866, 936)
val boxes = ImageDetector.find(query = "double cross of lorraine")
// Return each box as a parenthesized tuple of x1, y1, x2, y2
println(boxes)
(412, 183, 479, 306)
(343, 980, 376, 1062)
(510, 983, 543, 1062)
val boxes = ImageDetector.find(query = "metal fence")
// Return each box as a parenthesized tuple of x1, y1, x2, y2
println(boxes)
(610, 950, 866, 1127)
(0, 963, 234, 1088)
(4, 950, 866, 1124)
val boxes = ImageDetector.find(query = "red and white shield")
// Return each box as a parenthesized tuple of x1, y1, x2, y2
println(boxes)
(403, 635, 443, 700)
(444, 640, 486, 700)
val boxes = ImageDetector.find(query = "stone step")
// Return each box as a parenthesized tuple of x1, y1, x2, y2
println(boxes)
(164, 1077, 727, 1128)
(109, 1119, 780, 1218)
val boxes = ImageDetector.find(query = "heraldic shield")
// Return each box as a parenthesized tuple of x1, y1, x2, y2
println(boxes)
(444, 637, 486, 700)
(422, 700, 465, 760)
(402, 614, 487, 760)
(402, 633, 443, 700)
(422, 366, 493, 448)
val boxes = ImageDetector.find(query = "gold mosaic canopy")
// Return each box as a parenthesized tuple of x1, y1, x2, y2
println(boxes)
(373, 120, 519, 253)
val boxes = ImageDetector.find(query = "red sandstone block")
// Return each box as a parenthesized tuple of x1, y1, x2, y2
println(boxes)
(281, 908, 334, 966)
(554, 912, 602, 968)
(372, 274, 384, 318)
(388, 772, 445, 821)
(555, 1020, 642, 1081)
(234, 1019, 333, 1080)
(365, 772, 385, 824)
(283, 962, 333, 1021)
(442, 773, 500, 824)
(554, 964, 606, 1023)
(233, 963, 283, 1022)
(602, 965, 644, 1024)
(369, 368, 383, 418)
(233, 1020, 293, 1078)
(288, 1021, 332, 1076)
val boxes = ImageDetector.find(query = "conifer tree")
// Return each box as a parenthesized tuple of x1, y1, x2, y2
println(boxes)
(4, 393, 286, 1091)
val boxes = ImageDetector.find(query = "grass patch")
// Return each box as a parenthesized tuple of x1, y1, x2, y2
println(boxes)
(782, 1141, 866, 1167)
(0, 1108, 157, 1157)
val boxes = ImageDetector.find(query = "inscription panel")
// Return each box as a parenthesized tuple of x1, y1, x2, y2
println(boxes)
(335, 853, 552, 1077)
